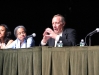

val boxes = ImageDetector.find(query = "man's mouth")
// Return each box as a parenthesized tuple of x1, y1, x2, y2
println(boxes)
(54, 28, 57, 30)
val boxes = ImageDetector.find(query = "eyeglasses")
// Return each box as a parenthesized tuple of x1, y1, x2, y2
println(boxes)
(17, 31, 26, 35)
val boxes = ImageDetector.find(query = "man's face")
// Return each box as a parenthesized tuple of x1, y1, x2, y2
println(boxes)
(52, 16, 65, 34)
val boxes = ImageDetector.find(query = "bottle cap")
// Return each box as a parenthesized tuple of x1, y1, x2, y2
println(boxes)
(81, 39, 84, 42)
(60, 40, 62, 43)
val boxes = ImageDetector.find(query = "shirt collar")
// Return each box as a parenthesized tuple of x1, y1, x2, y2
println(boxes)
(17, 38, 26, 43)
(58, 32, 62, 36)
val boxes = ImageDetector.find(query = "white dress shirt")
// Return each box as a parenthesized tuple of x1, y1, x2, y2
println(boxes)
(6, 37, 34, 49)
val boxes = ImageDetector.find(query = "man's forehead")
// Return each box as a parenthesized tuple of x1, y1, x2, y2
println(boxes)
(52, 16, 62, 22)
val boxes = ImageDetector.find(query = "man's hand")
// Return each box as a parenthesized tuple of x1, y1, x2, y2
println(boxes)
(45, 28, 57, 39)
(42, 28, 51, 43)
(42, 28, 57, 43)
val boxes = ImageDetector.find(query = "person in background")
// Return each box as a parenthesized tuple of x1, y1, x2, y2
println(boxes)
(41, 14, 76, 47)
(0, 24, 13, 49)
(6, 25, 35, 49)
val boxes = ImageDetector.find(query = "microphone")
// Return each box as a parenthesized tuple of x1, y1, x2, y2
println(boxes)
(27, 33, 36, 38)
(25, 33, 36, 48)
(87, 28, 99, 36)
(85, 28, 99, 46)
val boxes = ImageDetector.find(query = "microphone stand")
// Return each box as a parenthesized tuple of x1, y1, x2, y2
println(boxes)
(15, 44, 16, 49)
(89, 35, 91, 46)
(85, 29, 98, 46)
(25, 37, 27, 48)
(85, 32, 93, 46)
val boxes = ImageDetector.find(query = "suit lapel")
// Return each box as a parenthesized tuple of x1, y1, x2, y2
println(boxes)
(62, 29, 67, 39)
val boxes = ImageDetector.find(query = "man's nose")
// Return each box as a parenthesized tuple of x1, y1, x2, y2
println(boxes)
(53, 24, 56, 27)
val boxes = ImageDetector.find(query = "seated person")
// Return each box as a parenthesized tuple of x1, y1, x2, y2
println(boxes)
(6, 25, 35, 49)
(41, 14, 76, 47)
(0, 24, 13, 49)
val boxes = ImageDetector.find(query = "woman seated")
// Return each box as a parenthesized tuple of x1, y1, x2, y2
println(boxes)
(7, 25, 35, 49)
(0, 24, 13, 49)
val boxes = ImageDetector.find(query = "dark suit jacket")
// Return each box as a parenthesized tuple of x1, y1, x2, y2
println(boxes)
(46, 28, 76, 46)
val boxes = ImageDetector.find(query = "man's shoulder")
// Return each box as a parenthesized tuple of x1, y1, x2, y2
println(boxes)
(64, 28, 76, 33)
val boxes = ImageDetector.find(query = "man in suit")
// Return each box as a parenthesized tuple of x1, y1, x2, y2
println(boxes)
(41, 14, 76, 47)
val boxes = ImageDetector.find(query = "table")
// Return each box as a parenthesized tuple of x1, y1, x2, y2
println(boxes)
(0, 46, 99, 75)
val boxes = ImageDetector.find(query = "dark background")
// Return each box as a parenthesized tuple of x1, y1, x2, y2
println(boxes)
(0, 1, 99, 46)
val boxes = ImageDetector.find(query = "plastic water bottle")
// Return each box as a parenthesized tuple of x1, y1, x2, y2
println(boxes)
(57, 40, 63, 47)
(80, 39, 85, 46)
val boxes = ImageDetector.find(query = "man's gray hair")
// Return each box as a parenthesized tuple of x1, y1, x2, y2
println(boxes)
(14, 25, 26, 37)
(53, 14, 66, 23)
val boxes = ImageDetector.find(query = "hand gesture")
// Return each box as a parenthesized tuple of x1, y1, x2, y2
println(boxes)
(45, 28, 57, 39)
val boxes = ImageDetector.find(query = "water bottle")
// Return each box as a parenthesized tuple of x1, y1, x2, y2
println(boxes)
(80, 39, 85, 46)
(57, 40, 63, 47)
